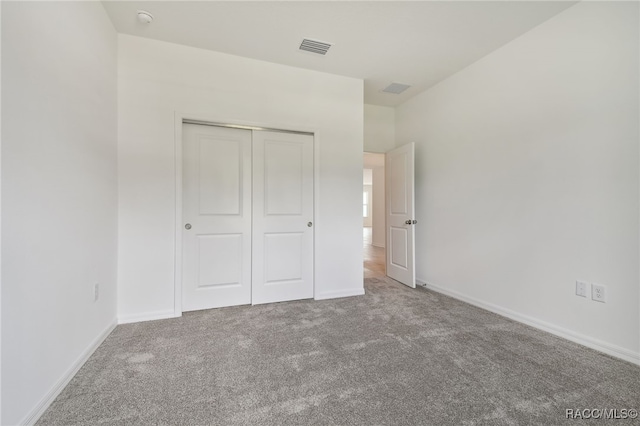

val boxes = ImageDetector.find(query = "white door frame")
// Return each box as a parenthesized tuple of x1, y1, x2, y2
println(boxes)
(173, 112, 320, 316)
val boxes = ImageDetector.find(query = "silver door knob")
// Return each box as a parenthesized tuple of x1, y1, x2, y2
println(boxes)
(185, 223, 192, 230)
(307, 222, 313, 227)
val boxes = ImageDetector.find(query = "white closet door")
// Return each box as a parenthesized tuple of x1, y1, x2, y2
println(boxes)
(252, 131, 314, 305)
(182, 124, 252, 311)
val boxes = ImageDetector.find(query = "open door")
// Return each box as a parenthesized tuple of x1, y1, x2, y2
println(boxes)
(385, 143, 416, 288)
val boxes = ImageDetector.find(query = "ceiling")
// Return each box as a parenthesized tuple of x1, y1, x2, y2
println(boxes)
(102, 1, 577, 107)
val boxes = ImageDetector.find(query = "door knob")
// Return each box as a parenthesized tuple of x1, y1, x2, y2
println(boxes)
(185, 223, 192, 230)
(307, 222, 313, 227)
(405, 220, 412, 225)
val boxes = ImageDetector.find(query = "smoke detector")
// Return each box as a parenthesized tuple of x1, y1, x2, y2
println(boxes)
(382, 83, 411, 94)
(137, 10, 154, 24)
(299, 39, 332, 55)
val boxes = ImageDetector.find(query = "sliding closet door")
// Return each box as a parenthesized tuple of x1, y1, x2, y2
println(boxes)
(182, 124, 252, 311)
(252, 131, 314, 305)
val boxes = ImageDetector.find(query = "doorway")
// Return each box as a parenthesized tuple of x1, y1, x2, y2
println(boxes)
(363, 152, 386, 278)
(181, 122, 315, 312)
(363, 144, 416, 287)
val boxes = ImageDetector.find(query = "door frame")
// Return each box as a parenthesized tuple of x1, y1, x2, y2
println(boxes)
(173, 112, 320, 316)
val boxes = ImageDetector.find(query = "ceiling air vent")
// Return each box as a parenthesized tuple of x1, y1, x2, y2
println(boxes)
(299, 39, 332, 55)
(382, 83, 411, 94)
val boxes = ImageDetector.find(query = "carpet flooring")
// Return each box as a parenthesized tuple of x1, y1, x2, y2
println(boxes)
(37, 277, 640, 425)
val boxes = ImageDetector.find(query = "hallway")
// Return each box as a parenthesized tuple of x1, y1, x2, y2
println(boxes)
(363, 227, 385, 279)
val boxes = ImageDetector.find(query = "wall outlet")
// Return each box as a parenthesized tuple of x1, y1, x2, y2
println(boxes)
(575, 280, 589, 297)
(94, 283, 100, 302)
(591, 283, 606, 303)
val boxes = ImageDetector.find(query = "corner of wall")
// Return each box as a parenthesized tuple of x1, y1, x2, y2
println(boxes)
(364, 104, 396, 153)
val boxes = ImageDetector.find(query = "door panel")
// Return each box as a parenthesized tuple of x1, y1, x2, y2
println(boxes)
(264, 232, 304, 283)
(182, 124, 252, 311)
(389, 154, 408, 215)
(196, 234, 243, 288)
(265, 142, 304, 215)
(197, 139, 243, 215)
(253, 131, 314, 304)
(386, 143, 416, 287)
(389, 227, 408, 269)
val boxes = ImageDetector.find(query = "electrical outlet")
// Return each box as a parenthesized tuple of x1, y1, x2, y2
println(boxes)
(575, 280, 589, 297)
(94, 283, 100, 302)
(591, 283, 606, 303)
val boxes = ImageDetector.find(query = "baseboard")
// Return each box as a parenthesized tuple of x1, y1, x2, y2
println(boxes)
(21, 320, 117, 426)
(423, 281, 640, 366)
(117, 309, 180, 325)
(315, 287, 365, 301)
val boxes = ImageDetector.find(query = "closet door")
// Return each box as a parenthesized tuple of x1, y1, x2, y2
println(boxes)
(182, 124, 252, 311)
(252, 131, 314, 304)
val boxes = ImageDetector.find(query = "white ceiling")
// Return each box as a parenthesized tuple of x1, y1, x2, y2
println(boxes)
(102, 1, 577, 107)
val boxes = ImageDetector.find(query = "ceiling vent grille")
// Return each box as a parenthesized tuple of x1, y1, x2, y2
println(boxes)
(382, 83, 411, 94)
(299, 39, 332, 55)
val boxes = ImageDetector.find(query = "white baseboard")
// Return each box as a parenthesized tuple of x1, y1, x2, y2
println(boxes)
(21, 320, 117, 426)
(117, 309, 180, 325)
(315, 287, 365, 301)
(423, 281, 640, 366)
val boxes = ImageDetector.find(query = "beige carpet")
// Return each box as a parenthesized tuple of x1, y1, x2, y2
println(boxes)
(37, 277, 640, 425)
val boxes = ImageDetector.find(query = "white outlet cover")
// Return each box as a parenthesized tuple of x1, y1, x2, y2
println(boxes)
(575, 280, 588, 297)
(591, 283, 606, 303)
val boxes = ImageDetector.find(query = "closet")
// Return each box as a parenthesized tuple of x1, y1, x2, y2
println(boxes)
(181, 123, 314, 311)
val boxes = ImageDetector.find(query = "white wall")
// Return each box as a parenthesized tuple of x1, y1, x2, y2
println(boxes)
(364, 104, 395, 153)
(371, 166, 386, 248)
(363, 168, 373, 185)
(363, 184, 373, 227)
(0, 1, 4, 421)
(396, 2, 639, 362)
(363, 104, 392, 248)
(117, 35, 364, 321)
(1, 2, 118, 424)
(364, 153, 386, 248)
(363, 170, 373, 227)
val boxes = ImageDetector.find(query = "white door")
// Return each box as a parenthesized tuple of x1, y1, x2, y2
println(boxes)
(386, 142, 416, 288)
(182, 124, 252, 311)
(252, 131, 314, 305)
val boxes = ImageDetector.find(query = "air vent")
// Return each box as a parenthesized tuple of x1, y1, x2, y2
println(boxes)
(299, 39, 332, 55)
(382, 83, 411, 94)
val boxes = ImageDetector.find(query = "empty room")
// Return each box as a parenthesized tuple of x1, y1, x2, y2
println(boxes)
(2, 0, 639, 425)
